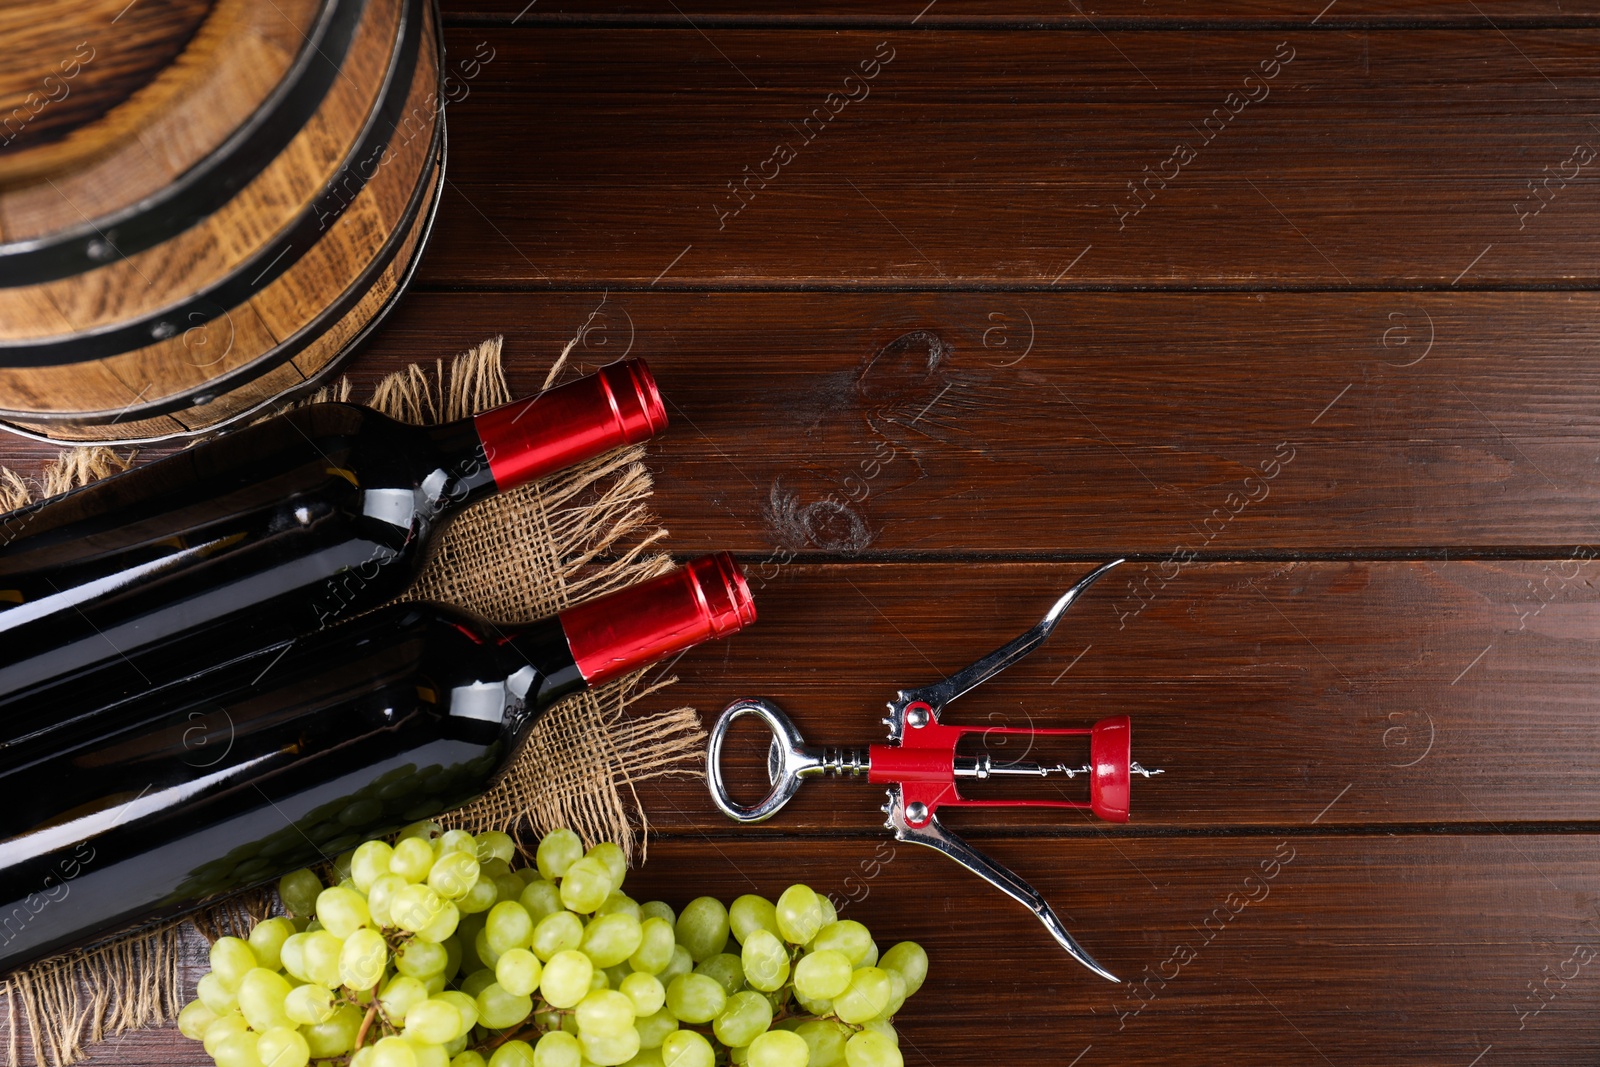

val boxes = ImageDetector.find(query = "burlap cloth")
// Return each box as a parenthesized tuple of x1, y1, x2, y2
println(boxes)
(0, 337, 705, 1066)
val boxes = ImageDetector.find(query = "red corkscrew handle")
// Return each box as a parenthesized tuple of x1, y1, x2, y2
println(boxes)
(475, 359, 668, 491)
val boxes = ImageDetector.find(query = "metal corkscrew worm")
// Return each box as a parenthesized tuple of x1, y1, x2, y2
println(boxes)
(707, 559, 1162, 983)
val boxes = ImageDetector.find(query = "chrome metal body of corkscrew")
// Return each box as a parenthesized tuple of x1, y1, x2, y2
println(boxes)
(707, 559, 1161, 983)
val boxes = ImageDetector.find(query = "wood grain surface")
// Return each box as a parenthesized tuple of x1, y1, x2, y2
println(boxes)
(6, 7, 1600, 1066)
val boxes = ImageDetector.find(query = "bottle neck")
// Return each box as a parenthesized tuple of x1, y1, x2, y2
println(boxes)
(502, 615, 590, 712)
(420, 419, 502, 514)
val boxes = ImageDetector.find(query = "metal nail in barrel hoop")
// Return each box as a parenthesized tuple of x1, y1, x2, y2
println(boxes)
(707, 559, 1163, 983)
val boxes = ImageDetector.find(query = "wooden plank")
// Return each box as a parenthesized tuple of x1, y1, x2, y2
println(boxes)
(631, 560, 1600, 831)
(198, 289, 1600, 556)
(424, 26, 1600, 287)
(441, 0, 1600, 26)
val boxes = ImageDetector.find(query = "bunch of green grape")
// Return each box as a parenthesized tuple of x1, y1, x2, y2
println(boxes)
(177, 824, 927, 1067)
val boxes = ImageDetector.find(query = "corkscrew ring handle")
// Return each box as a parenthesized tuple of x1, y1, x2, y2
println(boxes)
(708, 697, 834, 823)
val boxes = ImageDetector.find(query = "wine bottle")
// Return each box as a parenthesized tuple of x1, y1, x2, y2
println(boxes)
(0, 360, 667, 705)
(0, 553, 754, 971)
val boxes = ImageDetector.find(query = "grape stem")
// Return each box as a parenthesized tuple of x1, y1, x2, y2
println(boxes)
(353, 983, 383, 1050)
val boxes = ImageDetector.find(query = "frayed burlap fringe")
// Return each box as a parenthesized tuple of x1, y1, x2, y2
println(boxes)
(0, 337, 706, 1065)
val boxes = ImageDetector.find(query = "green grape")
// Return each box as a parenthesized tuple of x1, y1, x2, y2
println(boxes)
(238, 968, 293, 1030)
(877, 943, 927, 997)
(373, 1035, 418, 1067)
(487, 900, 535, 955)
(352, 1048, 378, 1067)
(582, 912, 643, 967)
(664, 973, 726, 1024)
(793, 950, 852, 1001)
(626, 1051, 667, 1067)
(590, 968, 611, 991)
(436, 990, 480, 1034)
(406, 998, 465, 1043)
(248, 918, 296, 971)
(628, 917, 676, 975)
(341, 927, 389, 989)
(176, 999, 217, 1040)
(202, 1015, 250, 1057)
(477, 830, 517, 864)
(451, 1053, 488, 1067)
(533, 1031, 582, 1067)
(793, 1020, 849, 1067)
(424, 973, 449, 996)
(279, 932, 310, 981)
(746, 1030, 809, 1067)
(774, 886, 822, 946)
(439, 830, 477, 855)
(585, 842, 628, 888)
(488, 1040, 536, 1067)
(392, 837, 438, 883)
(792, 989, 831, 1018)
(832, 968, 891, 1025)
(558, 856, 613, 914)
(256, 1026, 310, 1067)
(619, 972, 665, 1017)
(430, 850, 482, 901)
(379, 975, 430, 1025)
(604, 963, 632, 990)
(303, 1003, 363, 1058)
(458, 876, 500, 915)
(392, 884, 447, 933)
(860, 941, 879, 968)
(332, 849, 357, 884)
(843, 1031, 901, 1067)
(352, 841, 396, 891)
(660, 1030, 714, 1067)
(417, 901, 461, 943)
(712, 990, 773, 1049)
(694, 953, 744, 996)
(317, 885, 372, 938)
(397, 938, 449, 979)
(576, 989, 637, 1038)
(535, 828, 584, 880)
(398, 820, 441, 842)
(476, 982, 534, 1030)
(859, 1018, 896, 1043)
(496, 947, 542, 996)
(531, 910, 584, 961)
(480, 858, 514, 883)
(739, 930, 790, 993)
(579, 1027, 640, 1067)
(598, 893, 641, 920)
(539, 949, 594, 1009)
(728, 896, 779, 944)
(816, 895, 837, 929)
(880, 971, 907, 1019)
(729, 1046, 749, 1066)
(639, 901, 676, 926)
(674, 898, 729, 962)
(213, 1028, 265, 1067)
(195, 972, 238, 1015)
(442, 935, 465, 979)
(210, 936, 257, 985)
(635, 1007, 678, 1049)
(518, 879, 563, 923)
(811, 922, 871, 966)
(369, 872, 409, 927)
(411, 1040, 450, 1067)
(284, 983, 337, 1026)
(658, 946, 694, 985)
(278, 869, 323, 918)
(459, 968, 497, 998)
(476, 927, 503, 969)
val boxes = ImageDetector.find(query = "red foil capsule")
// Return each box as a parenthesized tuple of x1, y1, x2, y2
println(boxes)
(474, 359, 668, 491)
(561, 553, 757, 686)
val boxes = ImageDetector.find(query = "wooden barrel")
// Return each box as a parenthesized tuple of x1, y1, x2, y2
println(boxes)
(0, 0, 444, 443)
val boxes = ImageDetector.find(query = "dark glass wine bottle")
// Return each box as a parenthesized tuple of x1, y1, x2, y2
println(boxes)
(0, 553, 754, 971)
(0, 359, 666, 706)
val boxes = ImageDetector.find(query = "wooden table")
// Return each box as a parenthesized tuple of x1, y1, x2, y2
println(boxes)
(10, 2, 1600, 1063)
